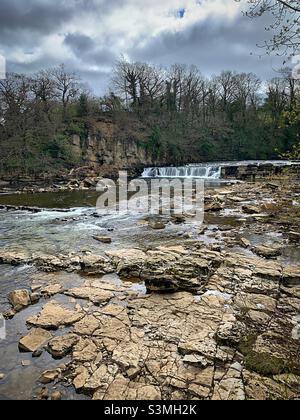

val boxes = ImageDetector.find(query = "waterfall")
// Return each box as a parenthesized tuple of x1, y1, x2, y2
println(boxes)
(142, 165, 221, 179)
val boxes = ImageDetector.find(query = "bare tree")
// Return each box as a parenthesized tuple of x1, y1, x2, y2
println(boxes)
(112, 60, 140, 107)
(112, 59, 165, 110)
(215, 71, 239, 111)
(237, 0, 300, 56)
(30, 69, 56, 116)
(51, 64, 80, 119)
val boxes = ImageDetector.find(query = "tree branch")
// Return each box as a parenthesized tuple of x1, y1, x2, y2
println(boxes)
(277, 0, 300, 13)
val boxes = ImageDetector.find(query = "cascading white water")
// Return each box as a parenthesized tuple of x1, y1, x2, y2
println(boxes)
(142, 165, 222, 179)
(142, 160, 300, 180)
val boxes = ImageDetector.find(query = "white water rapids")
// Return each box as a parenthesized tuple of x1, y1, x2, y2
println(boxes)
(142, 160, 299, 179)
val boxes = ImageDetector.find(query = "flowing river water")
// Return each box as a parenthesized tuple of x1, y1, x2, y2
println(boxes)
(0, 161, 299, 400)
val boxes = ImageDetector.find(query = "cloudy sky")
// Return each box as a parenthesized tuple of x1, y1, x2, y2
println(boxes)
(0, 0, 286, 94)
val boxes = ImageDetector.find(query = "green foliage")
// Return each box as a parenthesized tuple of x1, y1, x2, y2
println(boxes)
(146, 126, 162, 160)
(77, 93, 89, 117)
(66, 121, 88, 138)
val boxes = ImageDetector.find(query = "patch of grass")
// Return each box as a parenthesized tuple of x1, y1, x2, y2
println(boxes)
(237, 335, 257, 355)
(244, 352, 287, 376)
(237, 335, 295, 377)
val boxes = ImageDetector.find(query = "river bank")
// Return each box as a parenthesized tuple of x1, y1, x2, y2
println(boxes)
(0, 179, 299, 400)
(1, 160, 299, 196)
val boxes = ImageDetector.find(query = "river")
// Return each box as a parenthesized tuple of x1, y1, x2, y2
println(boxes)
(0, 161, 299, 400)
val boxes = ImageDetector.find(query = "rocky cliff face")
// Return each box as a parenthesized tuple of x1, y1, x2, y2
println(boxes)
(70, 120, 152, 171)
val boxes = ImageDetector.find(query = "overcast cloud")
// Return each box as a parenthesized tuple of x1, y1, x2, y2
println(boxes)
(0, 0, 287, 94)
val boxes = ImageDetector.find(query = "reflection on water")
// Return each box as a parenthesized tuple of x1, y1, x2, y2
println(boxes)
(0, 190, 99, 209)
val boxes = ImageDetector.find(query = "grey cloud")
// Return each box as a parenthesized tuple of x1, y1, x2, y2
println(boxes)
(0, 0, 76, 45)
(129, 13, 283, 80)
(64, 33, 95, 55)
(0, 0, 124, 45)
(0, 1, 288, 95)
(64, 32, 117, 68)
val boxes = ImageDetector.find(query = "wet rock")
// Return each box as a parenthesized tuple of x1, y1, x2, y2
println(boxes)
(198, 225, 208, 234)
(240, 238, 251, 248)
(93, 236, 112, 244)
(0, 373, 5, 380)
(227, 196, 245, 203)
(37, 387, 49, 400)
(48, 334, 79, 358)
(0, 250, 31, 266)
(30, 293, 40, 304)
(51, 391, 63, 401)
(205, 202, 224, 212)
(148, 219, 167, 230)
(242, 205, 261, 215)
(26, 301, 85, 329)
(32, 349, 43, 358)
(3, 309, 16, 319)
(8, 289, 31, 311)
(171, 214, 186, 224)
(288, 231, 300, 244)
(253, 245, 282, 259)
(19, 328, 53, 353)
(282, 266, 300, 286)
(40, 369, 60, 384)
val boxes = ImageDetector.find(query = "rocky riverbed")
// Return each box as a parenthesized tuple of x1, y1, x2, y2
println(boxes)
(0, 180, 299, 400)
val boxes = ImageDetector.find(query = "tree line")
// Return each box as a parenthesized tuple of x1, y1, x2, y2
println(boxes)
(0, 60, 299, 176)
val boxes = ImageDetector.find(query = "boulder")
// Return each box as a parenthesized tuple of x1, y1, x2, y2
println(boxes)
(40, 369, 60, 384)
(93, 236, 112, 244)
(51, 391, 63, 401)
(253, 245, 282, 259)
(19, 328, 53, 353)
(148, 220, 167, 230)
(8, 289, 31, 311)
